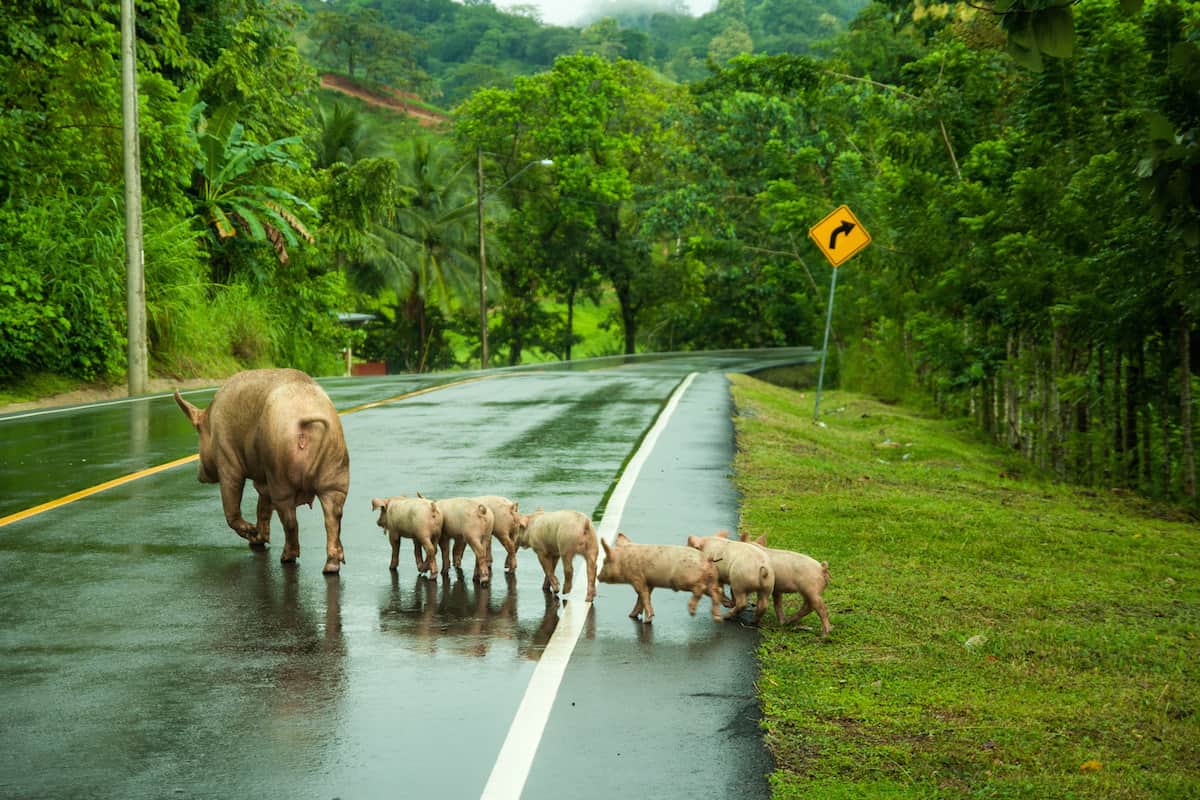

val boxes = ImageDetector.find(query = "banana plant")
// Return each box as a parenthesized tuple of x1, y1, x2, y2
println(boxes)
(190, 103, 316, 265)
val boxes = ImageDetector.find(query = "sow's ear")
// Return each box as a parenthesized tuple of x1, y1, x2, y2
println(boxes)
(174, 390, 204, 430)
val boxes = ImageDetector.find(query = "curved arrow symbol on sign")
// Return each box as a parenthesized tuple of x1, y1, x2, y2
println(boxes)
(829, 220, 856, 249)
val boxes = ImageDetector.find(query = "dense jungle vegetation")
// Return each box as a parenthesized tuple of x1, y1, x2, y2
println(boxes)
(1, 0, 1198, 506)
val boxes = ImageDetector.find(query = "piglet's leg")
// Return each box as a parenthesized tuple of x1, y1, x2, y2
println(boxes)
(388, 535, 401, 572)
(724, 589, 748, 621)
(423, 538, 440, 579)
(707, 582, 726, 622)
(629, 593, 644, 620)
(561, 551, 575, 596)
(584, 555, 597, 602)
(495, 532, 518, 572)
(752, 591, 769, 625)
(537, 554, 560, 594)
(639, 588, 655, 623)
(413, 538, 425, 571)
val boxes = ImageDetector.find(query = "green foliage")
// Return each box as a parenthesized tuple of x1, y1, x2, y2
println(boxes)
(0, 195, 126, 381)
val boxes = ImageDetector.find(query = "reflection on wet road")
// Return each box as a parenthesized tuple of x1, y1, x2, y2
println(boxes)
(0, 349, 812, 799)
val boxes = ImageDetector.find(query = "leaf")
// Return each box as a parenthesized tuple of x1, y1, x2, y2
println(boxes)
(264, 201, 315, 244)
(210, 207, 237, 239)
(229, 203, 266, 241)
(1118, 0, 1144, 14)
(1146, 112, 1179, 144)
(265, 224, 289, 264)
(1007, 35, 1044, 72)
(1033, 6, 1074, 59)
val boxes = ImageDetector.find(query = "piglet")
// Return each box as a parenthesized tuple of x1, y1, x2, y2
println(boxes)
(740, 532, 831, 636)
(515, 509, 599, 601)
(437, 497, 496, 585)
(598, 532, 724, 623)
(371, 495, 443, 577)
(476, 495, 522, 573)
(686, 531, 775, 624)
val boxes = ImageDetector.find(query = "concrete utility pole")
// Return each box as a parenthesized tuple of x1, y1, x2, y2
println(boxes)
(476, 146, 490, 371)
(121, 0, 148, 395)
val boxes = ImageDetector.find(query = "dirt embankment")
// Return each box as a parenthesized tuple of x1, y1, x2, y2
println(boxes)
(319, 73, 450, 128)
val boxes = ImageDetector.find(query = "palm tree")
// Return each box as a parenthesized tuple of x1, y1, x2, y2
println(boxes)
(190, 103, 316, 276)
(312, 101, 387, 169)
(346, 136, 483, 370)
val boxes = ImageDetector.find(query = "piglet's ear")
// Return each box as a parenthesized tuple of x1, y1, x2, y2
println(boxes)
(754, 534, 767, 547)
(601, 538, 612, 558)
(686, 535, 701, 549)
(371, 497, 388, 511)
(615, 532, 631, 545)
(715, 530, 730, 539)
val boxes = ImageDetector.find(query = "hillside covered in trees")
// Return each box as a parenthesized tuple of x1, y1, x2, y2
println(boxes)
(1, 0, 1198, 506)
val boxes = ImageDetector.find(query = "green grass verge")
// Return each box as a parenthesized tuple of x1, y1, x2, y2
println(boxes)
(728, 374, 1200, 800)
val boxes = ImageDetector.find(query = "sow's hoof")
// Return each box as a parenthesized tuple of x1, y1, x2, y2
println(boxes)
(322, 558, 342, 575)
(248, 540, 268, 551)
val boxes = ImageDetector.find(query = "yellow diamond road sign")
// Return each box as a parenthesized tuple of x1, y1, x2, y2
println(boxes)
(809, 204, 871, 267)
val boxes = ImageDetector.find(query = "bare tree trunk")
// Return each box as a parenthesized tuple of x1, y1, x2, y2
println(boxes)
(1006, 334, 1021, 450)
(1078, 344, 1093, 485)
(1051, 327, 1064, 478)
(1097, 345, 1107, 485)
(1113, 350, 1125, 485)
(1161, 335, 1173, 497)
(565, 289, 576, 361)
(1182, 313, 1196, 498)
(1125, 349, 1141, 488)
(1138, 345, 1152, 489)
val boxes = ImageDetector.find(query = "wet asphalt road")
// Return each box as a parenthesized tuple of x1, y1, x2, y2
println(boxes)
(0, 349, 813, 799)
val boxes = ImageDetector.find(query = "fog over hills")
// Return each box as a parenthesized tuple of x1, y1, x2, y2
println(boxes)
(489, 0, 718, 27)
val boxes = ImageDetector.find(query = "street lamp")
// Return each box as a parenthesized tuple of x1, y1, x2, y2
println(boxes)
(476, 148, 553, 370)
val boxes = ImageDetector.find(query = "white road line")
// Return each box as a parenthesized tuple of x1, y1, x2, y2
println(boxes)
(0, 388, 214, 422)
(480, 371, 698, 800)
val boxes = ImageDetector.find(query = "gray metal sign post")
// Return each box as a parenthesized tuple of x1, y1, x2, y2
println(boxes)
(813, 266, 838, 421)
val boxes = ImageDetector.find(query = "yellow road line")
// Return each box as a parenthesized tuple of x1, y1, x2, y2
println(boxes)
(0, 376, 490, 528)
(0, 455, 200, 528)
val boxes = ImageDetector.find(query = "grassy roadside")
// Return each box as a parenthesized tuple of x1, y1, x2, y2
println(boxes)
(728, 374, 1200, 799)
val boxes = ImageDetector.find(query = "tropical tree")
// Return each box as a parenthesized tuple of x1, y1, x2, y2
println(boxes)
(457, 53, 689, 355)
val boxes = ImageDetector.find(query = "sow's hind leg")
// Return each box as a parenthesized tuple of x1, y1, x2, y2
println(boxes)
(276, 503, 301, 564)
(319, 489, 347, 575)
